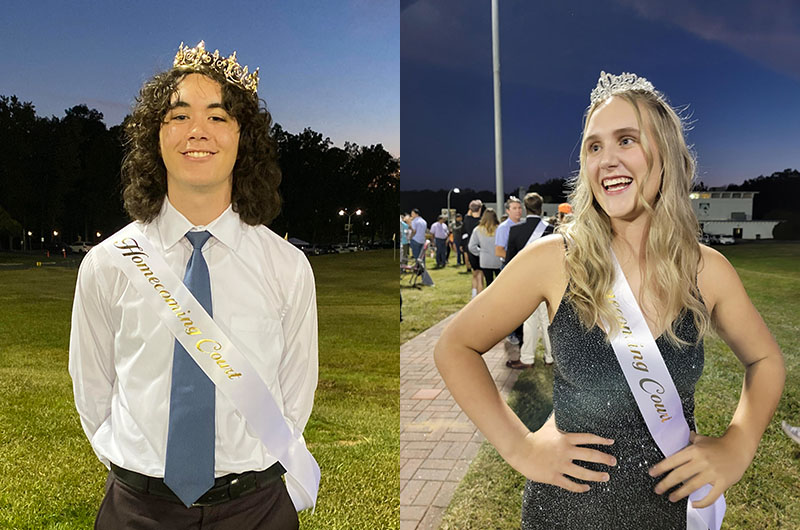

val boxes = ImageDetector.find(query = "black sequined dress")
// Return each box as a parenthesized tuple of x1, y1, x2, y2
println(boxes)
(521, 294, 703, 530)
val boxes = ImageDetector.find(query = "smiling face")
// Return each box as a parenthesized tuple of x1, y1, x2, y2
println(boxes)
(583, 96, 662, 224)
(159, 73, 240, 200)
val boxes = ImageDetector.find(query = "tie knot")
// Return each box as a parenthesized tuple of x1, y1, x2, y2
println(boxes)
(185, 230, 212, 250)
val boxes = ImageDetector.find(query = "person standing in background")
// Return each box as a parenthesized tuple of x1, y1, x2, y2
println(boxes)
(452, 213, 464, 266)
(505, 193, 554, 369)
(494, 197, 523, 263)
(468, 208, 502, 287)
(430, 215, 450, 269)
(462, 200, 484, 298)
(409, 208, 427, 261)
(400, 214, 410, 261)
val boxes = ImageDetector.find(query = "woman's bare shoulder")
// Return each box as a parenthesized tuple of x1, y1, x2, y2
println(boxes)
(514, 234, 567, 274)
(517, 233, 567, 264)
(698, 244, 735, 277)
(697, 243, 740, 310)
(503, 233, 569, 301)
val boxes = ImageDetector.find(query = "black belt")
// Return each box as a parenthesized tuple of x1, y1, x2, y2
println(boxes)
(111, 462, 286, 507)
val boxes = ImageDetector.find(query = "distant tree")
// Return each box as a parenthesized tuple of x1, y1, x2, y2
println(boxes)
(0, 204, 22, 250)
(346, 143, 399, 243)
(0, 96, 396, 247)
(0, 96, 37, 244)
(526, 177, 570, 203)
(271, 126, 399, 244)
(727, 169, 800, 219)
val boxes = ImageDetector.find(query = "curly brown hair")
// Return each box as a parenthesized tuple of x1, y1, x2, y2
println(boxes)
(121, 66, 281, 226)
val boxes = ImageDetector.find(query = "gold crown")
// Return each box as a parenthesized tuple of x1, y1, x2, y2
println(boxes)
(173, 41, 259, 94)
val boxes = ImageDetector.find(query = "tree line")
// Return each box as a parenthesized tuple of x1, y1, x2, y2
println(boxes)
(0, 95, 399, 250)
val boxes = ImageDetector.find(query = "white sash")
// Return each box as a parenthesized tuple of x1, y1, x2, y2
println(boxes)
(103, 224, 320, 511)
(606, 251, 725, 530)
(524, 218, 548, 247)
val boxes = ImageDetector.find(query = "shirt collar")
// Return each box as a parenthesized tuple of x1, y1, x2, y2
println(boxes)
(155, 198, 244, 251)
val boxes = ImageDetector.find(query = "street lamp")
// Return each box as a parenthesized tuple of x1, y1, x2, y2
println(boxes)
(338, 208, 362, 246)
(96, 231, 102, 238)
(447, 187, 460, 226)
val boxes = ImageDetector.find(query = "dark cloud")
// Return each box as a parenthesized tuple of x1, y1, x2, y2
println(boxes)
(617, 0, 800, 79)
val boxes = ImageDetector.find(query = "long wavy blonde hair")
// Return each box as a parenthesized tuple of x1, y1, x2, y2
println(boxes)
(559, 89, 710, 345)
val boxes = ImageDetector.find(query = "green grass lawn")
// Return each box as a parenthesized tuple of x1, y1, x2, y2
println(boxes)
(400, 255, 472, 343)
(0, 249, 398, 530)
(403, 243, 800, 529)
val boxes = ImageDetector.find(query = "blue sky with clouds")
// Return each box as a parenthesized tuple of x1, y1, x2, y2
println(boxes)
(401, 0, 800, 191)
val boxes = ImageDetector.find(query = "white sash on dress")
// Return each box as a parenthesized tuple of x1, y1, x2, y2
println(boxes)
(605, 250, 725, 530)
(103, 224, 320, 511)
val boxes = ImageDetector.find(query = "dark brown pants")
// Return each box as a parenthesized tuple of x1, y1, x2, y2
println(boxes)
(95, 473, 299, 530)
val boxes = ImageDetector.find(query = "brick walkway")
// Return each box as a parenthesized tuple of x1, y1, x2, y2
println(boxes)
(400, 313, 519, 530)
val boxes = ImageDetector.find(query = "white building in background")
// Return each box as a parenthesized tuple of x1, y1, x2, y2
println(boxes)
(690, 191, 779, 240)
(539, 191, 780, 240)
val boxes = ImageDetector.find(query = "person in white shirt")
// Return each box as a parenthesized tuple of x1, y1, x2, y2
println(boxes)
(430, 215, 450, 268)
(409, 208, 428, 260)
(68, 41, 316, 529)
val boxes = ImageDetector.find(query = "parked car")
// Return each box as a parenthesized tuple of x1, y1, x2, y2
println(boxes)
(718, 235, 735, 245)
(44, 242, 71, 255)
(302, 246, 327, 256)
(69, 241, 95, 254)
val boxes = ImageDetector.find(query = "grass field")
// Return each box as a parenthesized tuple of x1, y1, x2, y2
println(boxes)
(400, 250, 481, 344)
(402, 243, 800, 529)
(0, 249, 398, 530)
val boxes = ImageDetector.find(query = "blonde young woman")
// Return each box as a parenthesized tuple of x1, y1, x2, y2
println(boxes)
(435, 72, 784, 528)
(468, 208, 503, 287)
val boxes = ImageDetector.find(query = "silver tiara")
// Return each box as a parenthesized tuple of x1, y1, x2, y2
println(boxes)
(590, 71, 657, 105)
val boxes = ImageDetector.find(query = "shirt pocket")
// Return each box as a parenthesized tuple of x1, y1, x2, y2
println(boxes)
(229, 315, 285, 385)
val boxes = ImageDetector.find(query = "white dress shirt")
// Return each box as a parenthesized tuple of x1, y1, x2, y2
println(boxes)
(68, 199, 318, 478)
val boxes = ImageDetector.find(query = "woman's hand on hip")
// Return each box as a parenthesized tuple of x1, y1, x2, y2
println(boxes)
(507, 414, 617, 493)
(648, 430, 751, 508)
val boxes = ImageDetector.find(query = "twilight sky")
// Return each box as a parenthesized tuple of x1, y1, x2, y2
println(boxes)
(401, 0, 800, 191)
(1, 0, 399, 157)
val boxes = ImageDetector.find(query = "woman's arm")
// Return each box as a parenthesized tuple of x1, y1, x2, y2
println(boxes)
(434, 235, 617, 491)
(649, 245, 785, 507)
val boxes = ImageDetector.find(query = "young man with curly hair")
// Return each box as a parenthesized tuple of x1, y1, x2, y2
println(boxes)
(68, 42, 318, 529)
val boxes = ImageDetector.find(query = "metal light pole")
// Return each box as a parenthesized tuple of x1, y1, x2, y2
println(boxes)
(491, 0, 504, 213)
(447, 187, 460, 227)
(338, 208, 362, 246)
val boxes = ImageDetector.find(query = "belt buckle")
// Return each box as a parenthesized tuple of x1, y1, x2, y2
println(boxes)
(229, 473, 257, 499)
(191, 485, 230, 507)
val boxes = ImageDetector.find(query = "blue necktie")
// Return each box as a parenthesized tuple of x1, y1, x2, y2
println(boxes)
(164, 230, 215, 507)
